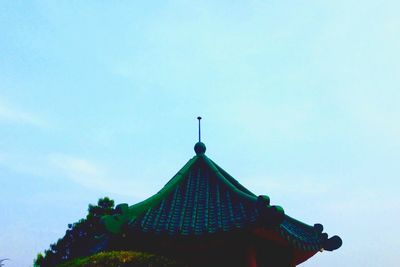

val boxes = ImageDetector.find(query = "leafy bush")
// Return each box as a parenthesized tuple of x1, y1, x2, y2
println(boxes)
(56, 251, 187, 267)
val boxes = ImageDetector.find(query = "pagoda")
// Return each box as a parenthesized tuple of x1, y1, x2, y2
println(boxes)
(102, 119, 342, 267)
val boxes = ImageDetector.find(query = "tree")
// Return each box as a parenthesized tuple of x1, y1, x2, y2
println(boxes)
(34, 197, 116, 267)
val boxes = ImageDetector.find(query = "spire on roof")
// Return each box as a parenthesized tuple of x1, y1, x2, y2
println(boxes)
(197, 116, 202, 142)
(195, 116, 206, 155)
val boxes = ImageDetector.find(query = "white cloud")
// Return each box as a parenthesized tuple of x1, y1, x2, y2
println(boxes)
(0, 150, 148, 200)
(0, 100, 45, 127)
(49, 154, 108, 189)
(47, 154, 143, 199)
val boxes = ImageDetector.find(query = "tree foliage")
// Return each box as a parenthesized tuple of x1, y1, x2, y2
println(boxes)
(56, 251, 187, 267)
(34, 197, 116, 267)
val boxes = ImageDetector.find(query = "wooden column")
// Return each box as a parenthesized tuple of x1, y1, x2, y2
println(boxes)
(246, 246, 257, 267)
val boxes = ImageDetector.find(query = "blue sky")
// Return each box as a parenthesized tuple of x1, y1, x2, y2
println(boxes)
(1, 1, 399, 266)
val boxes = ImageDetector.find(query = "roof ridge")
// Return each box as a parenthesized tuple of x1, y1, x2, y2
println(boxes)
(208, 158, 257, 197)
(280, 215, 342, 251)
(201, 155, 258, 202)
(102, 155, 198, 234)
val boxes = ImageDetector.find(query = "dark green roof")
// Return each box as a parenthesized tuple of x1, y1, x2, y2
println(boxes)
(103, 143, 342, 252)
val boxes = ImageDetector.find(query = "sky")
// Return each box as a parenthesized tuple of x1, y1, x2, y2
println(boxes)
(0, 1, 399, 266)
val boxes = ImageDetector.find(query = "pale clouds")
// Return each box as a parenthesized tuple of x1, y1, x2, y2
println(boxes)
(47, 154, 142, 198)
(0, 99, 45, 127)
(0, 150, 148, 199)
(247, 175, 334, 196)
(49, 154, 108, 189)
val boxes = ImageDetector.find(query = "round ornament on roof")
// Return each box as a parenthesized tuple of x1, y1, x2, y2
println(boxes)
(194, 142, 206, 155)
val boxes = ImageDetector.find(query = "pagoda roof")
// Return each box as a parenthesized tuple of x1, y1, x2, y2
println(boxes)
(103, 142, 342, 253)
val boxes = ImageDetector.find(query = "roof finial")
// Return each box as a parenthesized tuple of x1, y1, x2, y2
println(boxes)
(194, 117, 206, 155)
(197, 116, 202, 142)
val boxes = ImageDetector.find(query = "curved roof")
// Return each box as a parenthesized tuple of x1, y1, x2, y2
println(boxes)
(102, 142, 342, 253)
